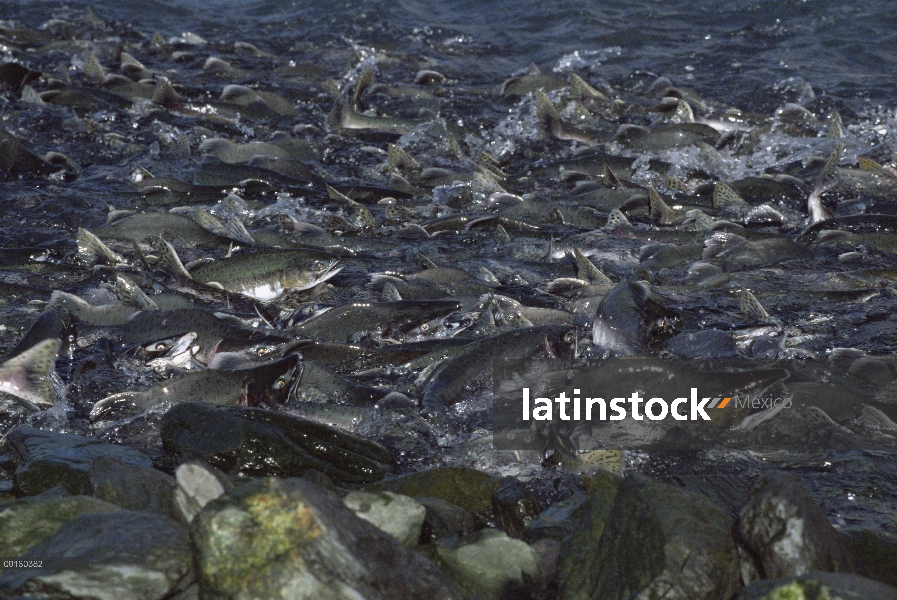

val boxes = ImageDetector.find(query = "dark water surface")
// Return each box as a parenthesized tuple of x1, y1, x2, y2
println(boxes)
(7, 0, 897, 108)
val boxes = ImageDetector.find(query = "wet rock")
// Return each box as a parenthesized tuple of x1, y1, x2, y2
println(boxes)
(173, 460, 232, 523)
(3, 426, 153, 496)
(418, 496, 477, 543)
(560, 474, 741, 600)
(531, 538, 562, 583)
(0, 493, 120, 557)
(0, 509, 193, 600)
(737, 572, 897, 600)
(437, 528, 542, 600)
(89, 456, 177, 518)
(160, 402, 395, 484)
(343, 490, 426, 547)
(842, 528, 897, 588)
(666, 329, 739, 359)
(369, 466, 500, 519)
(737, 471, 861, 579)
(525, 492, 588, 542)
(556, 471, 621, 597)
(493, 476, 540, 539)
(191, 476, 462, 600)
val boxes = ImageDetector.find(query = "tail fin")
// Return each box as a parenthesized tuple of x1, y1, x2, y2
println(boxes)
(0, 338, 60, 409)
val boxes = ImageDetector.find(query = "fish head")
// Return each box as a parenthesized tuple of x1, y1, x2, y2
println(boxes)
(243, 353, 303, 406)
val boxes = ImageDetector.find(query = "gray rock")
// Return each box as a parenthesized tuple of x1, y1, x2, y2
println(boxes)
(560, 474, 741, 600)
(0, 493, 120, 557)
(343, 490, 426, 547)
(842, 528, 897, 588)
(161, 402, 395, 484)
(368, 466, 500, 519)
(492, 476, 540, 539)
(173, 461, 232, 524)
(3, 426, 153, 496)
(191, 476, 462, 600)
(0, 510, 193, 600)
(437, 528, 542, 600)
(737, 471, 861, 579)
(666, 329, 739, 359)
(525, 492, 588, 542)
(737, 571, 897, 600)
(89, 456, 177, 518)
(418, 496, 476, 543)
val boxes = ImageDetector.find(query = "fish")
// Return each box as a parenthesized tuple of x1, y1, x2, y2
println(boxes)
(90, 354, 302, 421)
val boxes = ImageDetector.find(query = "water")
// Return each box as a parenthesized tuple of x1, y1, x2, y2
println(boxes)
(6, 0, 897, 108)
(1, 0, 897, 548)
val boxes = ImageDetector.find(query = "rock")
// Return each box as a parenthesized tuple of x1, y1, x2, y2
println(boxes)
(492, 476, 540, 539)
(3, 426, 153, 496)
(559, 474, 741, 600)
(842, 528, 897, 588)
(531, 538, 562, 583)
(173, 460, 232, 523)
(556, 471, 621, 597)
(418, 496, 476, 543)
(191, 476, 462, 600)
(89, 456, 177, 518)
(369, 466, 501, 519)
(343, 490, 426, 547)
(737, 571, 897, 600)
(525, 492, 588, 542)
(437, 528, 542, 600)
(666, 329, 739, 359)
(161, 402, 395, 484)
(737, 471, 861, 579)
(0, 509, 193, 600)
(0, 493, 120, 557)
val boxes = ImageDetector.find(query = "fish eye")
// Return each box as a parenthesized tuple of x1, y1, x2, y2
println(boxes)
(271, 377, 287, 390)
(420, 323, 429, 332)
(256, 345, 271, 356)
(313, 261, 323, 270)
(563, 332, 576, 343)
(155, 342, 167, 351)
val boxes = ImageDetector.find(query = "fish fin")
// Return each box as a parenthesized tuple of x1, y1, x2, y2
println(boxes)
(648, 186, 676, 225)
(713, 182, 750, 211)
(191, 207, 223, 231)
(83, 52, 106, 84)
(603, 208, 632, 230)
(119, 51, 146, 71)
(77, 228, 126, 265)
(496, 224, 511, 243)
(740, 289, 771, 323)
(353, 67, 375, 110)
(0, 338, 60, 409)
(685, 209, 716, 230)
(153, 236, 192, 280)
(827, 111, 843, 139)
(387, 143, 420, 172)
(572, 247, 612, 283)
(326, 183, 359, 206)
(603, 163, 624, 188)
(151, 78, 180, 108)
(225, 217, 256, 246)
(702, 232, 747, 259)
(816, 142, 842, 191)
(115, 275, 158, 310)
(571, 449, 623, 475)
(418, 253, 438, 269)
(685, 261, 727, 287)
(471, 170, 507, 195)
(534, 90, 562, 139)
(381, 281, 402, 301)
(665, 175, 691, 193)
(568, 73, 607, 101)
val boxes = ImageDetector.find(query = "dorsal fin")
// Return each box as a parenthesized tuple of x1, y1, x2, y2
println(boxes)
(648, 186, 676, 225)
(572, 248, 612, 283)
(568, 73, 607, 101)
(151, 78, 180, 108)
(713, 182, 750, 211)
(115, 275, 158, 310)
(740, 289, 770, 323)
(153, 236, 192, 279)
(225, 217, 256, 246)
(604, 208, 632, 230)
(387, 143, 420, 172)
(353, 67, 375, 110)
(77, 228, 126, 265)
(83, 52, 106, 84)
